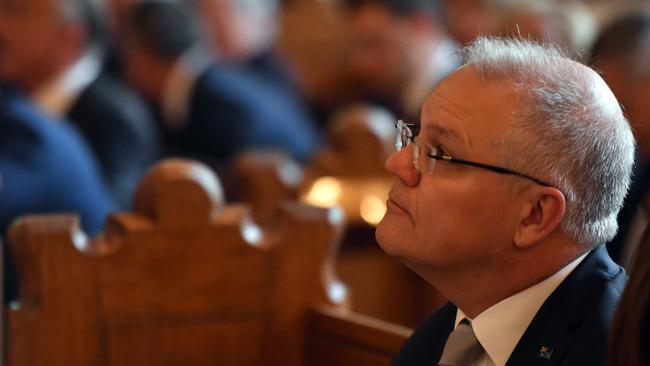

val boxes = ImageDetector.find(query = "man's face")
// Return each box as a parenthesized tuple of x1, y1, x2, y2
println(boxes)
(121, 38, 159, 102)
(376, 65, 523, 271)
(197, 0, 276, 60)
(0, 0, 61, 87)
(346, 5, 415, 98)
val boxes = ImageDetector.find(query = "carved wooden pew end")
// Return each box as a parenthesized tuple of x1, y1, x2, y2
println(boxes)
(4, 158, 408, 366)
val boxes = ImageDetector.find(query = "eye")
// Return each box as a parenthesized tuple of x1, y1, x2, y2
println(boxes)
(431, 144, 452, 159)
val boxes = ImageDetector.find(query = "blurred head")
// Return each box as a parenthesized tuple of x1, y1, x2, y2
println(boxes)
(494, 3, 570, 48)
(105, 0, 139, 40)
(122, 0, 202, 101)
(341, 0, 446, 99)
(193, 0, 279, 61)
(0, 0, 104, 91)
(377, 37, 634, 276)
(443, 0, 493, 45)
(591, 12, 650, 158)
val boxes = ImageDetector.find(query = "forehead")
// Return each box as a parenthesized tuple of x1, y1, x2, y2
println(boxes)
(420, 65, 520, 149)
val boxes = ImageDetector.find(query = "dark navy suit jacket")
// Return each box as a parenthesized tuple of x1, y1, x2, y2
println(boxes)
(68, 73, 160, 209)
(167, 64, 321, 164)
(0, 92, 114, 236)
(392, 245, 626, 366)
(1, 91, 115, 301)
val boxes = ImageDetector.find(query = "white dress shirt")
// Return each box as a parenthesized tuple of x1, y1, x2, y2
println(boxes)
(161, 45, 213, 130)
(453, 252, 589, 366)
(32, 49, 102, 118)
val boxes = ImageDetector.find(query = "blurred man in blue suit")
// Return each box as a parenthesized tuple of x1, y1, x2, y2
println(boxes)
(0, 0, 159, 208)
(192, 0, 309, 123)
(0, 87, 113, 236)
(0, 86, 114, 300)
(121, 0, 321, 164)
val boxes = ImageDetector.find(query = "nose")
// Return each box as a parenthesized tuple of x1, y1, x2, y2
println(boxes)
(385, 144, 420, 187)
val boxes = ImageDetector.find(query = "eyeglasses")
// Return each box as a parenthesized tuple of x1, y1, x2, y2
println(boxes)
(395, 120, 554, 187)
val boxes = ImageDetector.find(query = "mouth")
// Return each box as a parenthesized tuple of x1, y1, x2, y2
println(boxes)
(386, 196, 409, 215)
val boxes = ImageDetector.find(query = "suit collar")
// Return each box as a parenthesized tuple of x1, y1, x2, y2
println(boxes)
(32, 50, 101, 118)
(455, 252, 588, 366)
(505, 245, 622, 366)
(426, 303, 456, 366)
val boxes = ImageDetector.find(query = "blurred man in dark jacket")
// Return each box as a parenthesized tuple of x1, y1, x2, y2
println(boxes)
(121, 0, 321, 164)
(0, 0, 159, 208)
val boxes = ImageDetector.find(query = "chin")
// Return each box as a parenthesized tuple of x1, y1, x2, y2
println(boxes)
(375, 215, 407, 257)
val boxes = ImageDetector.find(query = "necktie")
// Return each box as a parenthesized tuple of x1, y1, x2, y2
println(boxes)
(438, 319, 484, 366)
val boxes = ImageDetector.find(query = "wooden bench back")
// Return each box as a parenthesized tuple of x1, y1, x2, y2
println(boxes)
(5, 159, 348, 366)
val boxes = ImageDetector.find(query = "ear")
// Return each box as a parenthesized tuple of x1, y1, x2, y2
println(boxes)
(513, 187, 565, 248)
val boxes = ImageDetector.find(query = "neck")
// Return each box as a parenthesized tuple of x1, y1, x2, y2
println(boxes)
(22, 50, 83, 94)
(146, 60, 176, 104)
(407, 240, 587, 318)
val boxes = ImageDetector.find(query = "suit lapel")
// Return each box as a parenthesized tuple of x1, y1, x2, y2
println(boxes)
(506, 317, 574, 366)
(429, 303, 456, 366)
(506, 246, 619, 366)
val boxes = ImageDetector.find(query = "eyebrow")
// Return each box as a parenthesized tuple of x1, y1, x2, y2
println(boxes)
(418, 103, 472, 148)
(419, 119, 466, 145)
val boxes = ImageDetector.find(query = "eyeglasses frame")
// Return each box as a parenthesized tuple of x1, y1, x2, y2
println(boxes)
(395, 120, 555, 188)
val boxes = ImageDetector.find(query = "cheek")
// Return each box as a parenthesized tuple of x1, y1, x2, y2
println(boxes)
(411, 181, 511, 255)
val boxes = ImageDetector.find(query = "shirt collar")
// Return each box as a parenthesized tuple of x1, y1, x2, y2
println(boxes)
(32, 49, 102, 118)
(161, 45, 213, 130)
(454, 251, 590, 366)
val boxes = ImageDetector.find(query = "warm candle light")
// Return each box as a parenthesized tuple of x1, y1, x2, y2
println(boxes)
(359, 194, 387, 226)
(302, 177, 342, 208)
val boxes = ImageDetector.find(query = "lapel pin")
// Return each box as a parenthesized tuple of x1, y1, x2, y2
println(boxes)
(538, 346, 554, 360)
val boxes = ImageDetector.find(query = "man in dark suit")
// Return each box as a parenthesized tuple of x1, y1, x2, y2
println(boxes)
(0, 0, 159, 209)
(120, 0, 321, 164)
(0, 86, 115, 301)
(378, 37, 634, 366)
(590, 13, 650, 268)
(341, 0, 460, 122)
(0, 88, 114, 235)
(191, 0, 309, 123)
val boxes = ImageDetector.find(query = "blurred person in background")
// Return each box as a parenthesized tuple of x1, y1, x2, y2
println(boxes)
(492, 2, 572, 48)
(192, 0, 285, 83)
(591, 12, 650, 269)
(607, 228, 650, 366)
(103, 0, 139, 76)
(0, 88, 113, 236)
(191, 0, 317, 130)
(492, 1, 597, 52)
(0, 84, 114, 300)
(0, 0, 160, 209)
(443, 0, 495, 46)
(121, 0, 321, 164)
(341, 0, 460, 122)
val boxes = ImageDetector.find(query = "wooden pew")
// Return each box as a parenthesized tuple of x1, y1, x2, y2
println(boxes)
(305, 305, 411, 366)
(3, 159, 409, 366)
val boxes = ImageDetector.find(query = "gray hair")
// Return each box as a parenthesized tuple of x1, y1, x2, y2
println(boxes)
(462, 37, 635, 247)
